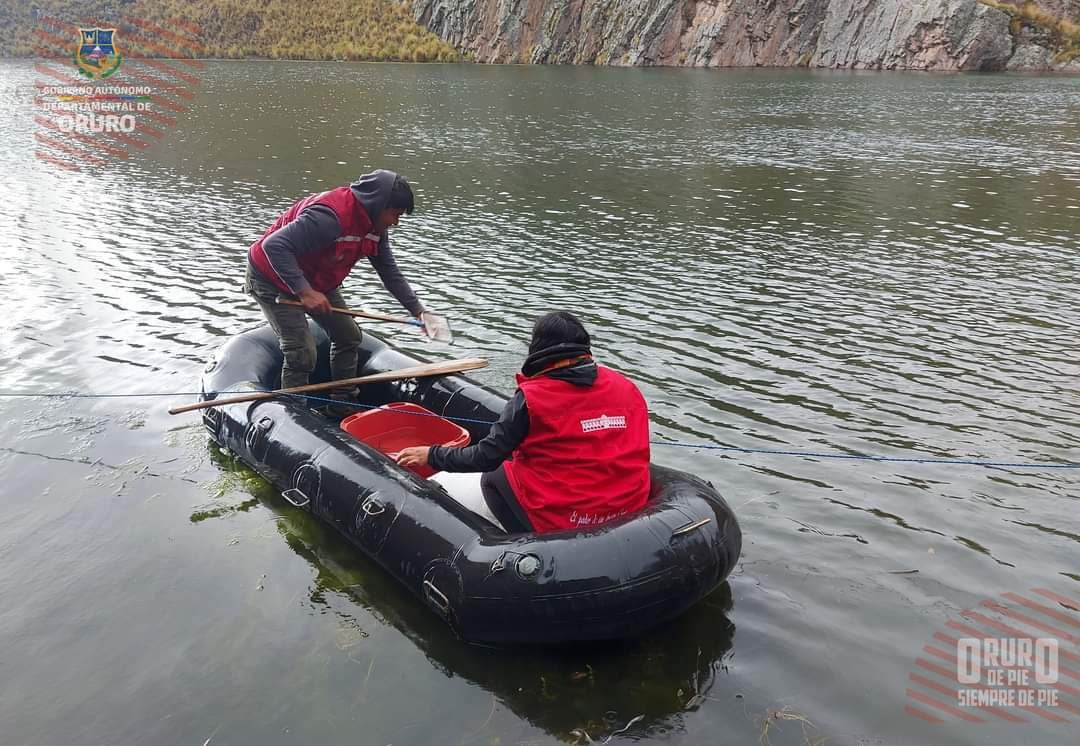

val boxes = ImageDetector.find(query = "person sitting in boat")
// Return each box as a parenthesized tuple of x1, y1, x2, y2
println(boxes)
(396, 311, 651, 533)
(244, 169, 434, 402)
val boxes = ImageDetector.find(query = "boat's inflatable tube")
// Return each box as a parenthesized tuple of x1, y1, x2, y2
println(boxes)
(199, 325, 741, 644)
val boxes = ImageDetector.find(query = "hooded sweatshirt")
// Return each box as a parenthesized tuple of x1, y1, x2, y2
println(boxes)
(253, 170, 423, 316)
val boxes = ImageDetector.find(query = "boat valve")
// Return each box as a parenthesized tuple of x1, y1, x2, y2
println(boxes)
(515, 554, 541, 579)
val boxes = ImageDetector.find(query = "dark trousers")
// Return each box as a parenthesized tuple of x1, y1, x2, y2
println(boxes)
(244, 263, 362, 390)
(480, 464, 534, 533)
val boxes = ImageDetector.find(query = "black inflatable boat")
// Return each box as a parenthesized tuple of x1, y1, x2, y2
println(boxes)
(198, 324, 741, 644)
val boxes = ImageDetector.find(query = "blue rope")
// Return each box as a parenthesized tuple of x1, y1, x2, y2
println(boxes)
(642, 442, 1080, 469)
(298, 393, 1080, 470)
(2, 390, 1077, 470)
(0, 391, 210, 398)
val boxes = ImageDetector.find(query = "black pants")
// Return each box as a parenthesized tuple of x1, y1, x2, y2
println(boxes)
(480, 464, 533, 533)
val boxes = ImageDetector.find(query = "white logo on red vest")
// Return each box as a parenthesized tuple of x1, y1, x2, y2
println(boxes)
(580, 414, 626, 433)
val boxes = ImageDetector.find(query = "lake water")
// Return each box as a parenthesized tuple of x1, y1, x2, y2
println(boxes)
(1, 59, 1078, 745)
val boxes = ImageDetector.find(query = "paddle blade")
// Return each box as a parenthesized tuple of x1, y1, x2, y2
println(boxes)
(421, 312, 454, 344)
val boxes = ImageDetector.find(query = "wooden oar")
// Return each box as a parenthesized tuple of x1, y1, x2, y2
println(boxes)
(275, 298, 454, 343)
(275, 298, 421, 326)
(168, 358, 487, 415)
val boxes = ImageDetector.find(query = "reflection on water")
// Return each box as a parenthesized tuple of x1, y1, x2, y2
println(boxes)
(0, 59, 1077, 744)
(203, 444, 737, 743)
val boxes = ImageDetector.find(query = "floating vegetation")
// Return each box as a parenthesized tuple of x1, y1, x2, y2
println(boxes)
(203, 443, 273, 499)
(117, 409, 147, 430)
(570, 713, 645, 745)
(188, 444, 273, 521)
(569, 664, 596, 684)
(755, 706, 823, 746)
(189, 496, 260, 523)
(333, 618, 369, 651)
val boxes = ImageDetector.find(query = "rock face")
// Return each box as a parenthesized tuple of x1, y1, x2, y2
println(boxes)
(410, 0, 1080, 70)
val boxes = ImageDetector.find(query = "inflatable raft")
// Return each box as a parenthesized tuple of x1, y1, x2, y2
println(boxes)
(198, 324, 741, 644)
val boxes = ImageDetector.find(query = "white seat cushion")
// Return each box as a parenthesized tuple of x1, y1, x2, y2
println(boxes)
(428, 471, 505, 531)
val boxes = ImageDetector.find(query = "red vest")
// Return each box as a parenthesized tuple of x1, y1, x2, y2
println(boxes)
(249, 186, 380, 294)
(504, 365, 651, 533)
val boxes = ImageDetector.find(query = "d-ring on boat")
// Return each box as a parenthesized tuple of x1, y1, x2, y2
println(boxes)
(197, 324, 741, 644)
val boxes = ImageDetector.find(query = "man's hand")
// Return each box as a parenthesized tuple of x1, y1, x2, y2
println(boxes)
(395, 446, 430, 469)
(419, 310, 453, 343)
(297, 287, 331, 315)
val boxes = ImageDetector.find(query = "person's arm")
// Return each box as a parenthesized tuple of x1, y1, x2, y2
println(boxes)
(399, 392, 529, 473)
(367, 235, 424, 317)
(260, 205, 341, 313)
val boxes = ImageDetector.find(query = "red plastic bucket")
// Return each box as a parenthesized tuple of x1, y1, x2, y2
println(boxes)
(340, 402, 470, 478)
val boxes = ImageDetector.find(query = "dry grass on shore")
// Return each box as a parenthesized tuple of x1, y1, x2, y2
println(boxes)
(1, 0, 461, 62)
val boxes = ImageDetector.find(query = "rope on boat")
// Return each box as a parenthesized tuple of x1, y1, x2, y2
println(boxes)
(1, 389, 1077, 469)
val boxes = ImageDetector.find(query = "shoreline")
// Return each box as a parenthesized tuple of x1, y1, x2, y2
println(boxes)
(6, 54, 1080, 74)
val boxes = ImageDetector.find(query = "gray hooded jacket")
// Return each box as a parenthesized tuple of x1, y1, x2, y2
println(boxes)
(257, 169, 423, 316)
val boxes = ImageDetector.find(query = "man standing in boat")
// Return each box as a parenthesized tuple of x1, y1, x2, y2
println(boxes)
(245, 170, 433, 403)
(396, 312, 651, 533)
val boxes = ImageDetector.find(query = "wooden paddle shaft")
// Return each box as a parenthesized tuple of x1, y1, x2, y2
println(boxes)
(275, 298, 421, 326)
(168, 358, 487, 415)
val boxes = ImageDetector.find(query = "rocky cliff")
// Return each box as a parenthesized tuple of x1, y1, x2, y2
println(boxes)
(409, 0, 1080, 70)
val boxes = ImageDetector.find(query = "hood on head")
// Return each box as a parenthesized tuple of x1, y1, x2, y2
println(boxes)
(521, 342, 597, 386)
(350, 169, 398, 224)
